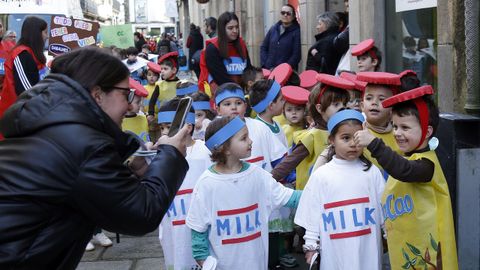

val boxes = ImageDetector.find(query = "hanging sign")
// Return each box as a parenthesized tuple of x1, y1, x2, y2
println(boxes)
(48, 16, 99, 56)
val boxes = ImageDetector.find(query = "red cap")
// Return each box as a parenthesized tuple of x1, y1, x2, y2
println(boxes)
(299, 70, 318, 89)
(262, 68, 271, 79)
(129, 77, 149, 97)
(281, 86, 310, 105)
(157, 51, 179, 68)
(357, 72, 401, 86)
(399, 69, 417, 78)
(339, 71, 367, 92)
(316, 73, 355, 90)
(147, 61, 162, 74)
(268, 63, 293, 86)
(351, 38, 375, 56)
(383, 85, 434, 150)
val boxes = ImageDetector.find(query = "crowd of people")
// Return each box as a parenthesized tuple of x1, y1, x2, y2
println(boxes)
(0, 3, 457, 270)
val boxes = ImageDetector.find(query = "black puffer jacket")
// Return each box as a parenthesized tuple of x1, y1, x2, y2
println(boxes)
(305, 28, 342, 75)
(0, 74, 188, 269)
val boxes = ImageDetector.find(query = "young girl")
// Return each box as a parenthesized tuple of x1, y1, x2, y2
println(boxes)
(295, 109, 385, 269)
(281, 86, 310, 148)
(186, 116, 301, 270)
(157, 98, 212, 270)
(190, 91, 216, 140)
(271, 74, 353, 190)
(121, 78, 150, 142)
(351, 39, 382, 72)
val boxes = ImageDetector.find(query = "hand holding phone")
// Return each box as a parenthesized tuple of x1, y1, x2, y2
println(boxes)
(168, 96, 193, 137)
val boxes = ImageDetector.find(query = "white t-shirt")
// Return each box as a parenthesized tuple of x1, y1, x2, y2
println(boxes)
(159, 140, 212, 270)
(294, 156, 385, 270)
(244, 117, 287, 172)
(186, 163, 294, 270)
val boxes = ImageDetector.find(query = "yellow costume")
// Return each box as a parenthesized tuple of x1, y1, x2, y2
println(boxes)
(122, 114, 150, 142)
(293, 128, 329, 190)
(364, 129, 402, 170)
(273, 114, 288, 127)
(382, 150, 458, 270)
(281, 124, 305, 148)
(143, 83, 160, 115)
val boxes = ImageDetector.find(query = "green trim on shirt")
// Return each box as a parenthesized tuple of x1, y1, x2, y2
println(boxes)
(208, 161, 251, 174)
(256, 115, 280, 134)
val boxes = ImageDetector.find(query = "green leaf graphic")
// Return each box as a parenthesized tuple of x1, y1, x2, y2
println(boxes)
(430, 233, 438, 252)
(402, 262, 411, 269)
(402, 248, 411, 261)
(406, 242, 422, 256)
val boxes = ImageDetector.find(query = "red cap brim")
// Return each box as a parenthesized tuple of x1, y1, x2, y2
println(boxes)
(268, 63, 293, 86)
(157, 51, 179, 66)
(316, 73, 355, 90)
(129, 78, 149, 97)
(382, 85, 434, 108)
(262, 68, 271, 78)
(281, 86, 310, 105)
(299, 70, 318, 88)
(357, 72, 401, 86)
(339, 71, 367, 91)
(351, 39, 375, 56)
(147, 61, 162, 74)
(399, 69, 417, 78)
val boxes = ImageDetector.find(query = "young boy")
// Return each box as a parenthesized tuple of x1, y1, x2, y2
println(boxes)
(122, 78, 150, 142)
(354, 85, 458, 270)
(242, 66, 264, 118)
(123, 46, 147, 83)
(351, 39, 382, 72)
(145, 62, 161, 141)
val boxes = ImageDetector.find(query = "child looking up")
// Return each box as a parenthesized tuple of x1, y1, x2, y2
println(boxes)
(354, 86, 458, 270)
(351, 39, 382, 72)
(281, 86, 309, 148)
(191, 91, 215, 140)
(186, 116, 301, 270)
(157, 98, 211, 270)
(295, 109, 385, 269)
(122, 78, 150, 142)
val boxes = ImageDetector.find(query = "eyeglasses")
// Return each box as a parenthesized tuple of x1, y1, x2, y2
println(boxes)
(280, 11, 293, 16)
(109, 86, 135, 104)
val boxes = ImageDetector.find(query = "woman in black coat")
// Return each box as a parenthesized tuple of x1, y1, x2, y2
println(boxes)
(0, 47, 191, 270)
(186, 24, 204, 78)
(305, 12, 342, 75)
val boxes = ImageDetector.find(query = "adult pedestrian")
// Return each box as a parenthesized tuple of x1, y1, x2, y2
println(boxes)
(204, 16, 217, 38)
(0, 46, 190, 269)
(305, 12, 342, 74)
(186, 23, 204, 78)
(2, 30, 17, 44)
(260, 4, 301, 71)
(134, 31, 147, 52)
(198, 11, 251, 92)
(0, 16, 49, 122)
(157, 32, 178, 56)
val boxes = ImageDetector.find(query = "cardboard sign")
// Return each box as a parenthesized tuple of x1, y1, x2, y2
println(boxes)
(99, 24, 135, 48)
(48, 16, 99, 56)
(396, 0, 437, 12)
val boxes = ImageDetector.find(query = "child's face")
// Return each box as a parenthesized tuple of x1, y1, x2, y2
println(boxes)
(159, 123, 172, 136)
(347, 90, 362, 112)
(146, 70, 159, 85)
(284, 102, 305, 125)
(329, 122, 363, 161)
(217, 97, 247, 118)
(226, 126, 252, 160)
(361, 85, 393, 127)
(160, 64, 176, 80)
(128, 95, 143, 114)
(357, 55, 377, 72)
(270, 93, 286, 116)
(319, 100, 345, 122)
(195, 110, 207, 130)
(127, 54, 137, 61)
(392, 113, 427, 153)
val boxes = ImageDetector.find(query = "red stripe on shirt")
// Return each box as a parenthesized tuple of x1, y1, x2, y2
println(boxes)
(329, 228, 371, 239)
(176, 189, 194, 195)
(323, 197, 370, 209)
(217, 203, 258, 216)
(172, 220, 186, 226)
(245, 156, 264, 163)
(221, 231, 261, 245)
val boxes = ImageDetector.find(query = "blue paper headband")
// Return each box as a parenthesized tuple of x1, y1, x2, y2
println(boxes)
(327, 109, 365, 133)
(157, 111, 195, 124)
(176, 85, 198, 96)
(205, 116, 246, 151)
(193, 101, 211, 110)
(215, 89, 245, 105)
(252, 81, 281, 113)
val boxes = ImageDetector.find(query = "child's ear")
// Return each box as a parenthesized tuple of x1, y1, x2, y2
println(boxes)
(426, 125, 434, 140)
(315, 103, 322, 114)
(372, 58, 379, 67)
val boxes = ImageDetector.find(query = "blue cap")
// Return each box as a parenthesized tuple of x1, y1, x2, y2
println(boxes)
(252, 81, 281, 113)
(157, 111, 195, 124)
(327, 109, 365, 133)
(215, 89, 245, 105)
(205, 117, 246, 151)
(192, 101, 211, 110)
(176, 85, 198, 96)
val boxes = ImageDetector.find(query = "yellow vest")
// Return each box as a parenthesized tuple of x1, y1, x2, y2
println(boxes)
(364, 128, 402, 170)
(143, 83, 160, 115)
(293, 128, 329, 190)
(382, 151, 458, 270)
(157, 80, 177, 104)
(273, 114, 288, 127)
(122, 114, 150, 142)
(282, 124, 305, 148)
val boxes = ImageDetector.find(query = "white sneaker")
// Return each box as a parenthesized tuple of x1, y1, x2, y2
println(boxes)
(85, 241, 95, 251)
(91, 232, 113, 247)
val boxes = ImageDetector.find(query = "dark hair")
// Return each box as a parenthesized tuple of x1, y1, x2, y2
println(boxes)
(141, 44, 150, 50)
(205, 17, 217, 31)
(217, 12, 245, 60)
(134, 32, 144, 40)
(335, 11, 348, 30)
(242, 66, 263, 89)
(190, 91, 216, 120)
(328, 118, 372, 171)
(215, 82, 244, 101)
(417, 37, 429, 51)
(400, 74, 421, 93)
(392, 96, 439, 138)
(283, 4, 299, 25)
(190, 23, 197, 31)
(16, 16, 47, 64)
(285, 71, 300, 86)
(159, 59, 176, 69)
(205, 116, 238, 164)
(358, 46, 382, 71)
(176, 81, 196, 97)
(403, 36, 416, 48)
(125, 46, 138, 56)
(308, 84, 349, 127)
(50, 47, 129, 92)
(249, 79, 281, 113)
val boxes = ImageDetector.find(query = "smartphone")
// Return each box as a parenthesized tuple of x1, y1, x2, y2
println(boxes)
(168, 96, 193, 137)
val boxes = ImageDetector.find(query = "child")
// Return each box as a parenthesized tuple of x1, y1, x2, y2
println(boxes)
(157, 98, 211, 270)
(351, 39, 382, 72)
(122, 78, 150, 142)
(148, 51, 180, 121)
(356, 71, 403, 171)
(295, 109, 385, 269)
(145, 62, 161, 142)
(271, 74, 353, 190)
(281, 85, 309, 148)
(339, 71, 366, 112)
(186, 116, 301, 270)
(124, 46, 146, 83)
(214, 82, 287, 172)
(242, 66, 264, 118)
(176, 81, 199, 98)
(191, 91, 216, 140)
(157, 98, 195, 137)
(399, 69, 421, 92)
(354, 85, 458, 269)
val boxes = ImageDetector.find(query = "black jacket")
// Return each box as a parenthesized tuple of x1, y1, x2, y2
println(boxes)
(305, 28, 342, 75)
(0, 74, 188, 269)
